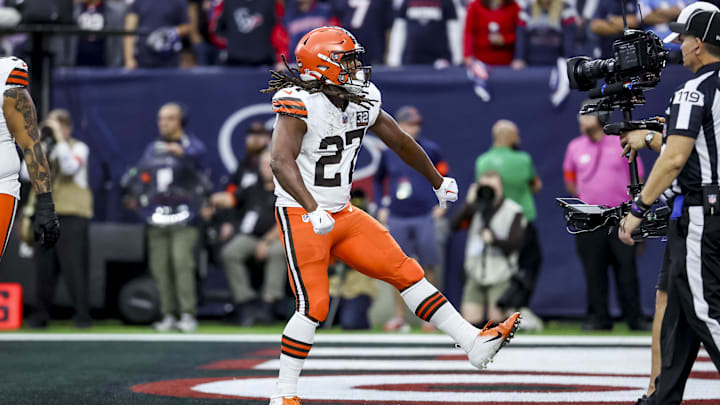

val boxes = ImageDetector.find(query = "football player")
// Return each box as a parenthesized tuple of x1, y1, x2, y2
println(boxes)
(0, 57, 59, 260)
(262, 27, 521, 405)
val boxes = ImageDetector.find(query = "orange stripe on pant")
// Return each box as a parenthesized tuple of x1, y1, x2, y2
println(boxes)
(275, 204, 425, 322)
(0, 194, 17, 261)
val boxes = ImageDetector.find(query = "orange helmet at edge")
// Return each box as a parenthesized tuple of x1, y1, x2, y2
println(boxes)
(294, 26, 371, 93)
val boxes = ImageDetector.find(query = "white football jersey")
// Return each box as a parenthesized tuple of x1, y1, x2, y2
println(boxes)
(272, 83, 382, 212)
(0, 57, 29, 199)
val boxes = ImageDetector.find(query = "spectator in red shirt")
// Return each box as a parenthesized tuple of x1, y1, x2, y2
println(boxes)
(464, 0, 520, 66)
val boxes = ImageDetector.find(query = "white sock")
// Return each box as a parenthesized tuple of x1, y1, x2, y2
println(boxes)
(273, 312, 318, 398)
(401, 278, 479, 352)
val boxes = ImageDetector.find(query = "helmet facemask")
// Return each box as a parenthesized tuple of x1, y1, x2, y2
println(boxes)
(332, 48, 372, 94)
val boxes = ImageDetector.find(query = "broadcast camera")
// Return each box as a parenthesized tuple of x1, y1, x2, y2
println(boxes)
(558, 2, 671, 240)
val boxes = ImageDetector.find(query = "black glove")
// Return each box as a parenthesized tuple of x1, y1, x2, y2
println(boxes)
(34, 192, 60, 248)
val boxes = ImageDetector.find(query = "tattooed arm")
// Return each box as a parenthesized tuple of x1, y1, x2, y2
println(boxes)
(3, 87, 51, 194)
(4, 87, 60, 247)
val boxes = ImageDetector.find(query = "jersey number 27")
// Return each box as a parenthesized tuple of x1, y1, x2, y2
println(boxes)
(314, 128, 364, 187)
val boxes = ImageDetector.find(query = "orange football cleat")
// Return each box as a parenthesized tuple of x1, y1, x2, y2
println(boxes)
(466, 312, 521, 369)
(269, 396, 301, 405)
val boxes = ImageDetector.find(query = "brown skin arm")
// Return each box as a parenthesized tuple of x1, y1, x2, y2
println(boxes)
(270, 114, 319, 212)
(370, 110, 443, 189)
(4, 88, 52, 194)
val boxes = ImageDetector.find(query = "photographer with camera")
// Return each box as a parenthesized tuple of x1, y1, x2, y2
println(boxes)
(451, 171, 525, 326)
(563, 100, 650, 332)
(26, 109, 93, 328)
(474, 120, 544, 330)
(618, 7, 720, 403)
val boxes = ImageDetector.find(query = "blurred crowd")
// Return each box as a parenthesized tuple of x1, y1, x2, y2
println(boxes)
(0, 0, 698, 70)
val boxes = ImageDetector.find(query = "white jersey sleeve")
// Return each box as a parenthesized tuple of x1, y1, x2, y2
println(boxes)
(272, 83, 382, 213)
(0, 57, 29, 199)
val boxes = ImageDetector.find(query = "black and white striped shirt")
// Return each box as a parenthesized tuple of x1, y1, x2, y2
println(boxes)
(664, 61, 720, 202)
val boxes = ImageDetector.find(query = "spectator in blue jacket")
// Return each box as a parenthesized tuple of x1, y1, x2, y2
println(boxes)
(512, 0, 577, 68)
(374, 106, 450, 332)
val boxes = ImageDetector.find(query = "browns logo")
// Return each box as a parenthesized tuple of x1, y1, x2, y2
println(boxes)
(131, 336, 720, 404)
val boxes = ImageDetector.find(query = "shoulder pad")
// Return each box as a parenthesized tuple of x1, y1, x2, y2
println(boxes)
(2, 57, 28, 88)
(272, 87, 308, 120)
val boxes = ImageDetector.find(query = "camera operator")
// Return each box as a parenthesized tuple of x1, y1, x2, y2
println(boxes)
(451, 171, 525, 325)
(27, 109, 93, 328)
(124, 102, 207, 333)
(618, 9, 720, 404)
(564, 100, 649, 332)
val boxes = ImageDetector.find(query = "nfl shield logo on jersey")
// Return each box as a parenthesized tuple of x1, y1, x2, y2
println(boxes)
(342, 113, 349, 124)
(302, 214, 310, 223)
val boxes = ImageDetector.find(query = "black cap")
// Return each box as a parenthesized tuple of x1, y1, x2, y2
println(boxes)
(669, 10, 720, 46)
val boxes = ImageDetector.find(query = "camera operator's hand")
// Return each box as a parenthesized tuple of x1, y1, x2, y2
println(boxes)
(618, 213, 641, 246)
(34, 192, 60, 248)
(620, 129, 648, 162)
(42, 119, 63, 143)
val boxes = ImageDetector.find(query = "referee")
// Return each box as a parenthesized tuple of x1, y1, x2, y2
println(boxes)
(619, 9, 720, 404)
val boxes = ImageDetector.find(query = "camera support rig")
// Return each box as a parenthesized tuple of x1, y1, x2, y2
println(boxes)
(581, 83, 664, 197)
(557, 3, 671, 240)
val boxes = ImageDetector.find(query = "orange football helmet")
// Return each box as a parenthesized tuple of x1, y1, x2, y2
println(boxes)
(294, 26, 371, 91)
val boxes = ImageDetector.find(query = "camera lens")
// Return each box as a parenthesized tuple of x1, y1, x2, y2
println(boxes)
(567, 57, 615, 91)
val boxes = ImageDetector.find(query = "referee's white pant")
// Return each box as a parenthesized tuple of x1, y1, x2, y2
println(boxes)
(650, 205, 720, 404)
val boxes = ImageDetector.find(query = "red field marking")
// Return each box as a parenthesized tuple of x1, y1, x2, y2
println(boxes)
(689, 371, 720, 379)
(131, 373, 720, 405)
(198, 348, 281, 370)
(132, 377, 244, 400)
(249, 348, 282, 357)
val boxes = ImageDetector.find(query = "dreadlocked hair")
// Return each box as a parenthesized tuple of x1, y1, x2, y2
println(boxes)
(260, 55, 377, 110)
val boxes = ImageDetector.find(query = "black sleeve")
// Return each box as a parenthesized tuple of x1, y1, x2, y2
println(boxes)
(450, 202, 476, 231)
(489, 213, 525, 255)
